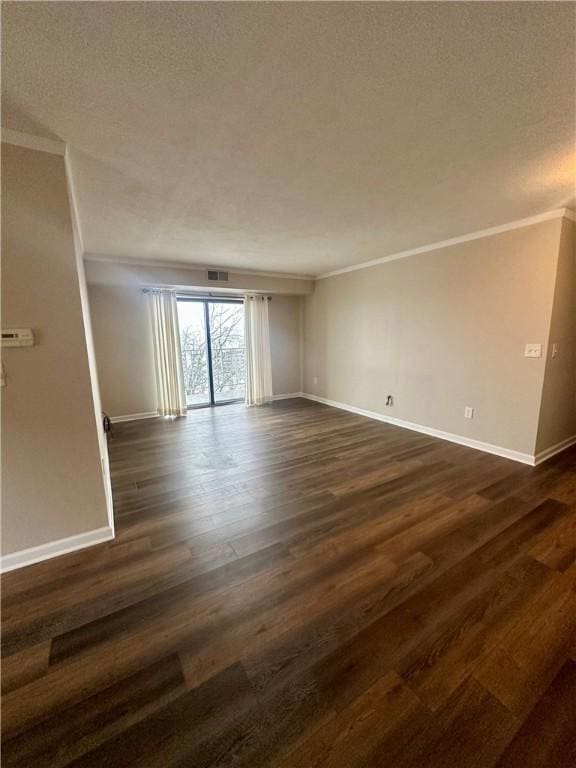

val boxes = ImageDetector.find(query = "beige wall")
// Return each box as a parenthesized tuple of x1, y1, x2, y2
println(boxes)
(88, 284, 157, 417)
(1, 144, 110, 556)
(84, 258, 314, 295)
(87, 284, 303, 418)
(269, 295, 302, 396)
(303, 219, 564, 456)
(536, 218, 576, 453)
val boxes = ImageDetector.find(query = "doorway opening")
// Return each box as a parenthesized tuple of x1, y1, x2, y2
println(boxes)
(176, 297, 245, 408)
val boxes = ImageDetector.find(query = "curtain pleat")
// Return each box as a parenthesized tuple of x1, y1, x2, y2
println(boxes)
(149, 289, 187, 417)
(244, 295, 273, 406)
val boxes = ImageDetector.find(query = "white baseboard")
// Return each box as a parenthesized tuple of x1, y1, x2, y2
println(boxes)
(1, 525, 114, 573)
(109, 411, 159, 423)
(300, 393, 535, 465)
(534, 434, 576, 466)
(272, 392, 304, 401)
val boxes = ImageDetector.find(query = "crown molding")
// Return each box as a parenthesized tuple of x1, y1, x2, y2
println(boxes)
(1, 127, 66, 156)
(318, 208, 574, 279)
(83, 253, 315, 282)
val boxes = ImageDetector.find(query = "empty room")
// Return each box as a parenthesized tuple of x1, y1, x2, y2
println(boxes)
(1, 1, 576, 766)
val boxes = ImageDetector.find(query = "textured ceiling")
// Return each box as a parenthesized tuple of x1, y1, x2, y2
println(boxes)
(2, 1, 575, 276)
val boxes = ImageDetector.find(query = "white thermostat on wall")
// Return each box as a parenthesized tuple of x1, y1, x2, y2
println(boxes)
(1, 328, 34, 347)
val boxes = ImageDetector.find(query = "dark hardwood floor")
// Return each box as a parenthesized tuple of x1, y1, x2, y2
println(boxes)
(2, 398, 576, 767)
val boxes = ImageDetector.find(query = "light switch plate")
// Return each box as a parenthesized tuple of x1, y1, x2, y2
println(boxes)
(525, 343, 542, 358)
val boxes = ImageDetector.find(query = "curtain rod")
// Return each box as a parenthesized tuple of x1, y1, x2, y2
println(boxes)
(141, 288, 272, 300)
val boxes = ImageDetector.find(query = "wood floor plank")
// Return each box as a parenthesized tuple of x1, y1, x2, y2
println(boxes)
(389, 677, 519, 768)
(276, 671, 428, 768)
(1, 656, 187, 768)
(0, 538, 152, 602)
(1, 640, 51, 695)
(64, 662, 260, 768)
(528, 507, 576, 572)
(495, 659, 576, 768)
(180, 547, 417, 690)
(1, 399, 575, 767)
(2, 543, 194, 655)
(472, 562, 576, 718)
(396, 555, 553, 711)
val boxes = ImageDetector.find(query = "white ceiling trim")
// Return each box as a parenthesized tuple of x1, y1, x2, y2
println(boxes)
(83, 253, 315, 281)
(318, 208, 574, 280)
(1, 128, 66, 156)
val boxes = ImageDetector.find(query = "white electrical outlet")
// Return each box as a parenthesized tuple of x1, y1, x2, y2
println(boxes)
(524, 343, 542, 358)
(464, 406, 474, 419)
(313, 376, 318, 385)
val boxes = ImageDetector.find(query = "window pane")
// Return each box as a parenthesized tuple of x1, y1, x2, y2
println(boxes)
(209, 302, 245, 402)
(177, 301, 210, 407)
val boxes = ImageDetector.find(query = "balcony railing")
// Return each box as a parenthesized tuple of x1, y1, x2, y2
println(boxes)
(181, 345, 245, 403)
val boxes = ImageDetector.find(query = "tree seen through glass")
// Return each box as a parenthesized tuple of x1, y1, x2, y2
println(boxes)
(178, 301, 245, 406)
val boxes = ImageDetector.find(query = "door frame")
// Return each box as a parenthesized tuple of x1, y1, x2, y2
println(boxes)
(176, 296, 245, 409)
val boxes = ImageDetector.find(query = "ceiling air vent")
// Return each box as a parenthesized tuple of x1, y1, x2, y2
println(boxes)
(207, 270, 229, 282)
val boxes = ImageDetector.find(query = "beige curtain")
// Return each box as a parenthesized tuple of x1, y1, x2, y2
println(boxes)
(149, 289, 187, 417)
(244, 294, 273, 406)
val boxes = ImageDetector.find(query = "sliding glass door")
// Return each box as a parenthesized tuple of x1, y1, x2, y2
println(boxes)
(208, 302, 245, 403)
(177, 298, 245, 408)
(177, 300, 211, 407)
